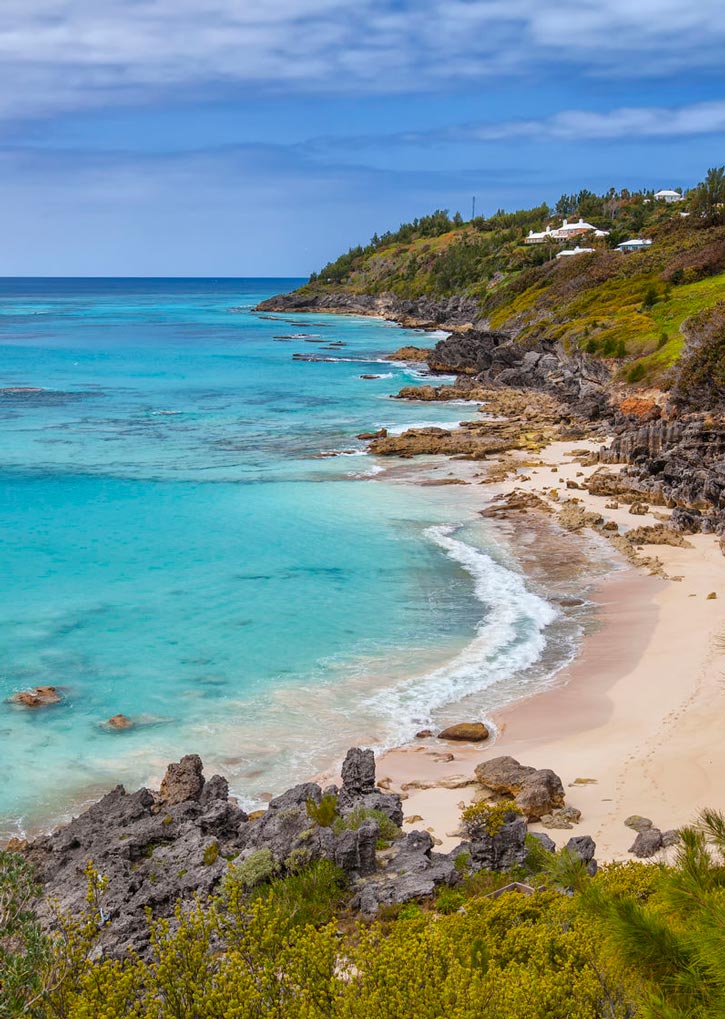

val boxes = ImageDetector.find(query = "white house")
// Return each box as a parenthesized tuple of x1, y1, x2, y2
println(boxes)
(616, 239, 653, 253)
(654, 189, 683, 203)
(556, 246, 595, 258)
(553, 217, 597, 239)
(524, 226, 556, 245)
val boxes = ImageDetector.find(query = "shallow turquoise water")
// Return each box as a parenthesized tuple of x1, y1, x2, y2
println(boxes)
(0, 279, 578, 835)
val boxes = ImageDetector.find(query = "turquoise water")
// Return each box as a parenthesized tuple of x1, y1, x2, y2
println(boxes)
(0, 279, 578, 836)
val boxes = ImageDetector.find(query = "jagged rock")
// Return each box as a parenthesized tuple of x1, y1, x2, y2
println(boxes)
(255, 290, 479, 332)
(624, 815, 653, 832)
(474, 756, 536, 796)
(437, 722, 489, 742)
(528, 831, 556, 853)
(540, 806, 582, 830)
(629, 502, 650, 515)
(159, 754, 205, 805)
(469, 815, 529, 871)
(565, 834, 598, 875)
(24, 762, 249, 959)
(357, 428, 387, 440)
(9, 685, 62, 708)
(415, 729, 434, 738)
(385, 346, 432, 362)
(661, 829, 681, 847)
(625, 525, 691, 547)
(336, 748, 404, 827)
(341, 748, 376, 795)
(516, 770, 566, 822)
(629, 828, 664, 858)
(354, 830, 459, 915)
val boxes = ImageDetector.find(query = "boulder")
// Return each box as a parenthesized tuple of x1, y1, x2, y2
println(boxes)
(540, 805, 582, 830)
(629, 828, 663, 858)
(354, 830, 458, 915)
(159, 754, 205, 805)
(341, 747, 376, 795)
(515, 769, 565, 821)
(437, 722, 489, 742)
(624, 815, 653, 832)
(474, 756, 536, 796)
(565, 834, 598, 876)
(469, 815, 529, 871)
(661, 829, 681, 848)
(528, 831, 556, 853)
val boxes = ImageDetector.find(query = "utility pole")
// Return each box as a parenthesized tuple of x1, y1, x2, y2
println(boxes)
(471, 196, 476, 220)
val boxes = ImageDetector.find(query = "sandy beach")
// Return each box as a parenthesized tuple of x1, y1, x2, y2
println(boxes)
(366, 436, 725, 860)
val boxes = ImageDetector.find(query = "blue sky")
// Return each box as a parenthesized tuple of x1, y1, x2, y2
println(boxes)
(2, 0, 725, 275)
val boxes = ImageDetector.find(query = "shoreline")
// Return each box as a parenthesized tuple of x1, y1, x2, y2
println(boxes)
(370, 434, 725, 859)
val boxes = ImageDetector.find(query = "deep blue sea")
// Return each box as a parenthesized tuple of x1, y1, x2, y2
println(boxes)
(0, 278, 592, 837)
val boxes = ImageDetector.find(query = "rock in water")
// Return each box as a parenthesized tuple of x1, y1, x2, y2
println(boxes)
(438, 722, 489, 742)
(159, 753, 205, 805)
(10, 685, 62, 708)
(105, 714, 134, 730)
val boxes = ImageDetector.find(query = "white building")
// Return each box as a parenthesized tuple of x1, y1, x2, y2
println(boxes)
(617, 239, 653, 253)
(556, 246, 595, 258)
(525, 218, 606, 245)
(524, 226, 556, 244)
(654, 189, 683, 203)
(553, 217, 597, 239)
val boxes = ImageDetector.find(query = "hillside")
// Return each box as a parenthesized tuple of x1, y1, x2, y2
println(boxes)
(260, 173, 725, 389)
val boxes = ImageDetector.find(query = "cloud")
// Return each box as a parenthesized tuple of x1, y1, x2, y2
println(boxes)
(1, 1, 725, 121)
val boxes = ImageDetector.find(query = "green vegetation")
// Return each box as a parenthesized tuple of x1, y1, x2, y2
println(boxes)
(306, 794, 339, 828)
(460, 800, 523, 838)
(298, 168, 725, 388)
(332, 806, 401, 848)
(5, 810, 725, 1017)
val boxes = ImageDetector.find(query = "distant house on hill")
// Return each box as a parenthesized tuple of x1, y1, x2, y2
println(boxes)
(654, 189, 683, 203)
(617, 238, 653, 253)
(553, 217, 597, 239)
(556, 246, 595, 258)
(525, 218, 607, 245)
(524, 226, 556, 244)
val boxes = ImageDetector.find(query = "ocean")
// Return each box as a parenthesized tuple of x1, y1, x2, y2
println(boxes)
(0, 278, 600, 838)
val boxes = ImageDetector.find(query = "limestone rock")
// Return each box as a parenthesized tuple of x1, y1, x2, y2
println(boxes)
(629, 828, 663, 858)
(528, 831, 556, 853)
(661, 829, 681, 847)
(159, 754, 205, 805)
(515, 769, 566, 822)
(341, 747, 376, 796)
(10, 685, 62, 708)
(624, 815, 653, 832)
(474, 756, 536, 796)
(469, 815, 529, 871)
(565, 834, 598, 875)
(540, 805, 582, 830)
(105, 714, 134, 730)
(437, 722, 489, 742)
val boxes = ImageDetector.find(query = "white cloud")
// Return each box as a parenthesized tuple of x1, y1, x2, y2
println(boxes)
(0, 1, 725, 120)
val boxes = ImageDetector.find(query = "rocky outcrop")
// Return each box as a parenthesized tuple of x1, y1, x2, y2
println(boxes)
(255, 290, 480, 331)
(474, 756, 566, 822)
(600, 415, 725, 540)
(429, 332, 612, 420)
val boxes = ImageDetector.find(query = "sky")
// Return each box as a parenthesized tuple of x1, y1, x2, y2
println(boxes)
(2, 1, 725, 276)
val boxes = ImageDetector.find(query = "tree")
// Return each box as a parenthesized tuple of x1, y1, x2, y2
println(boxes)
(690, 166, 725, 224)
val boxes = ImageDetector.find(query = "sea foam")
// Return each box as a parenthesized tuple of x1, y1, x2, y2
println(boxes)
(368, 524, 557, 734)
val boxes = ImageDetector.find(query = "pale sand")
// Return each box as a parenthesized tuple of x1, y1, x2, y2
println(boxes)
(365, 438, 725, 859)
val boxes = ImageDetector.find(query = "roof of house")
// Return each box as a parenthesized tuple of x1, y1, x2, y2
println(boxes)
(556, 246, 595, 257)
(654, 189, 682, 198)
(556, 217, 596, 232)
(616, 238, 652, 249)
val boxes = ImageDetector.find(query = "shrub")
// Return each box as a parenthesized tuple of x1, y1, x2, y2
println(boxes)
(202, 841, 219, 866)
(224, 848, 278, 891)
(627, 362, 647, 383)
(306, 793, 339, 828)
(251, 859, 347, 930)
(460, 800, 522, 838)
(642, 283, 659, 309)
(333, 807, 401, 848)
(435, 887, 465, 914)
